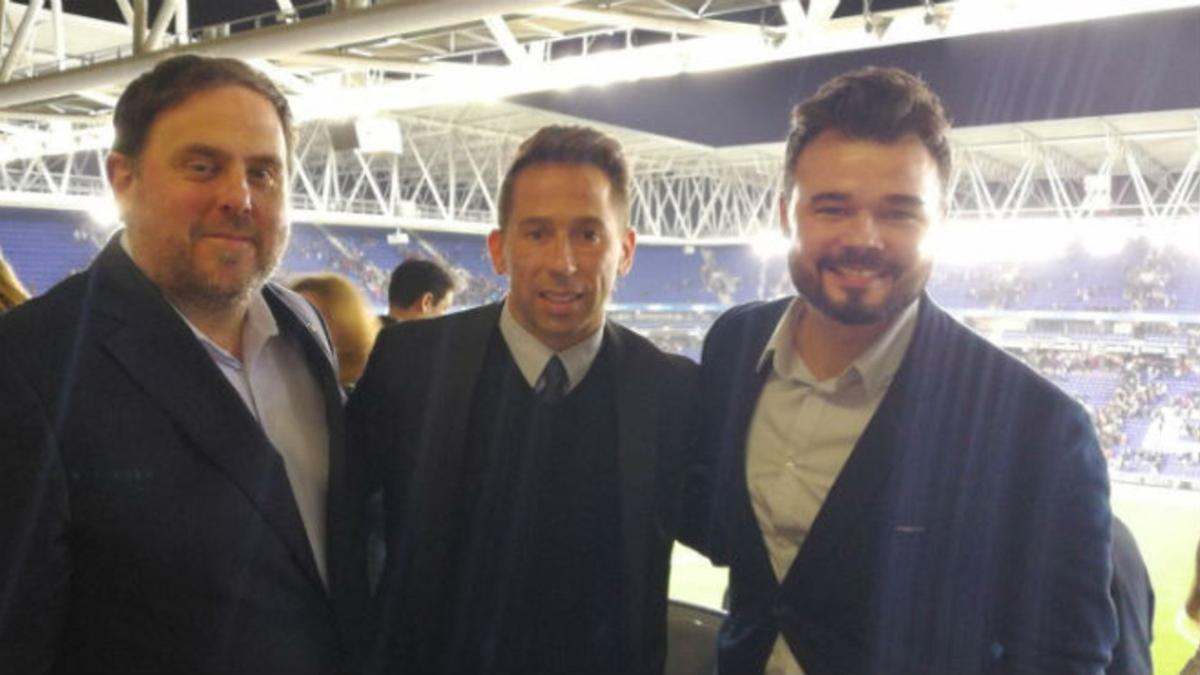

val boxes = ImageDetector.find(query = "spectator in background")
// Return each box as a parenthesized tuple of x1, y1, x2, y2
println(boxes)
(1108, 517, 1154, 675)
(290, 272, 382, 389)
(0, 247, 30, 312)
(385, 258, 457, 324)
(1183, 537, 1200, 675)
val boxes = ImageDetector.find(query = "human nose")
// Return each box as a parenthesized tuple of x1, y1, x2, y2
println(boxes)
(546, 232, 577, 275)
(841, 211, 884, 248)
(216, 166, 252, 216)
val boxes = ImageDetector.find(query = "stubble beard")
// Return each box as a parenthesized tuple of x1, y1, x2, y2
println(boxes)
(788, 246, 930, 326)
(164, 219, 288, 314)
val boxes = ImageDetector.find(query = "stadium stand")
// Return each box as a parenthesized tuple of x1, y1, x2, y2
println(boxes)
(2, 214, 1198, 487)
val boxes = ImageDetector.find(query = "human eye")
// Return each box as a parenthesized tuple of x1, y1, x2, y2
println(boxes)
(577, 226, 603, 243)
(247, 165, 280, 188)
(183, 158, 218, 178)
(881, 208, 923, 227)
(813, 204, 849, 217)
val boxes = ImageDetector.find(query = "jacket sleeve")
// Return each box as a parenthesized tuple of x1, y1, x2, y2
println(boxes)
(1008, 404, 1118, 674)
(0, 350, 70, 674)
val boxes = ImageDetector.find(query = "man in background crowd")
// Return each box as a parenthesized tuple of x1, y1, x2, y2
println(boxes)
(691, 66, 1116, 674)
(0, 55, 366, 673)
(350, 125, 697, 674)
(383, 257, 457, 324)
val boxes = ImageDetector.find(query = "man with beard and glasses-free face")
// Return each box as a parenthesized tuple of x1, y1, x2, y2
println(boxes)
(350, 125, 698, 675)
(689, 67, 1116, 674)
(0, 55, 367, 674)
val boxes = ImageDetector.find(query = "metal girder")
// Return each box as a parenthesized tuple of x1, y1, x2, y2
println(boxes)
(281, 50, 491, 77)
(1, 0, 45, 82)
(2, 110, 1199, 240)
(529, 5, 767, 40)
(145, 0, 179, 51)
(482, 15, 529, 66)
(0, 0, 575, 108)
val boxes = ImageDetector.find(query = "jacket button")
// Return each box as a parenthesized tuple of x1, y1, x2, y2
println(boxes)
(988, 642, 1004, 661)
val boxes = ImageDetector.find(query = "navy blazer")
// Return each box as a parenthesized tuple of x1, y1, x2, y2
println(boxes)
(694, 294, 1117, 674)
(0, 239, 368, 674)
(349, 302, 698, 675)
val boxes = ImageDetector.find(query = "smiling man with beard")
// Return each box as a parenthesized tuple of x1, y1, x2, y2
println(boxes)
(0, 56, 367, 674)
(350, 125, 696, 675)
(690, 67, 1117, 674)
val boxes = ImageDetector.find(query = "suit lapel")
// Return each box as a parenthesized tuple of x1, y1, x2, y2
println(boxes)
(607, 323, 659, 652)
(265, 287, 365, 638)
(404, 304, 499, 598)
(91, 243, 324, 589)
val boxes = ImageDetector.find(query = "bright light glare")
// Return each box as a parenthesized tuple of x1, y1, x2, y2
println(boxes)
(750, 230, 789, 259)
(88, 199, 120, 230)
(922, 219, 1072, 265)
(1076, 220, 1135, 258)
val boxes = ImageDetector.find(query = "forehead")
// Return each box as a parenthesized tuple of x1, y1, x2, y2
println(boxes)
(510, 162, 614, 211)
(792, 130, 940, 196)
(143, 85, 286, 157)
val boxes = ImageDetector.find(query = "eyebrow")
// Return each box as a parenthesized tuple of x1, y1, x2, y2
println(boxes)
(175, 144, 283, 168)
(808, 192, 927, 208)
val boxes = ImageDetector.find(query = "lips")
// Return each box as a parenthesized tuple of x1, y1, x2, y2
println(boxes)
(538, 289, 584, 314)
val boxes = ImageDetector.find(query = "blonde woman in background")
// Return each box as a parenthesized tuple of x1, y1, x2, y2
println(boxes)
(0, 248, 30, 313)
(289, 272, 381, 390)
(1183, 538, 1200, 675)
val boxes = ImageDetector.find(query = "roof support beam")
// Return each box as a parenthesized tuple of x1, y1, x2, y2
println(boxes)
(482, 15, 528, 65)
(530, 6, 765, 40)
(0, 0, 574, 108)
(284, 50, 493, 77)
(113, 0, 132, 25)
(145, 0, 178, 51)
(1, 0, 45, 82)
(132, 0, 146, 53)
(50, 0, 64, 63)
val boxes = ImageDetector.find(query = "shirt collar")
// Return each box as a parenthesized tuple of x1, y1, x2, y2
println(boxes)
(757, 296, 920, 398)
(498, 299, 605, 393)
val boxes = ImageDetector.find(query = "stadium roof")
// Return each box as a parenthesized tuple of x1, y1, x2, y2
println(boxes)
(0, 1, 1196, 239)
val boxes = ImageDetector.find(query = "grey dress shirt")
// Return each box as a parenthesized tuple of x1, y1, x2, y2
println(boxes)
(747, 298, 919, 675)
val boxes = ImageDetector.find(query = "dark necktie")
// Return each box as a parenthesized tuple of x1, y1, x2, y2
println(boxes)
(536, 355, 568, 404)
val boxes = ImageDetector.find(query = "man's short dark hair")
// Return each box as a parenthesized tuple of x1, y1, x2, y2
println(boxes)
(388, 258, 457, 309)
(497, 125, 630, 230)
(783, 66, 952, 191)
(113, 55, 294, 167)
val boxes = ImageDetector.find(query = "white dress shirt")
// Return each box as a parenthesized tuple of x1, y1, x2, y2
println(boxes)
(747, 297, 919, 675)
(498, 300, 605, 394)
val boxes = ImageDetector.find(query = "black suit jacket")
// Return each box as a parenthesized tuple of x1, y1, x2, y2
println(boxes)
(0, 240, 368, 674)
(694, 294, 1117, 674)
(347, 301, 697, 675)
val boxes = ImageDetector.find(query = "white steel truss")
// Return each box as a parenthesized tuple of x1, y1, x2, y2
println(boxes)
(3, 0, 1200, 116)
(1, 108, 1197, 241)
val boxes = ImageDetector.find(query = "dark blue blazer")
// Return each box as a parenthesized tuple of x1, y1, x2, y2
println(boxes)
(695, 294, 1117, 674)
(0, 240, 368, 674)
